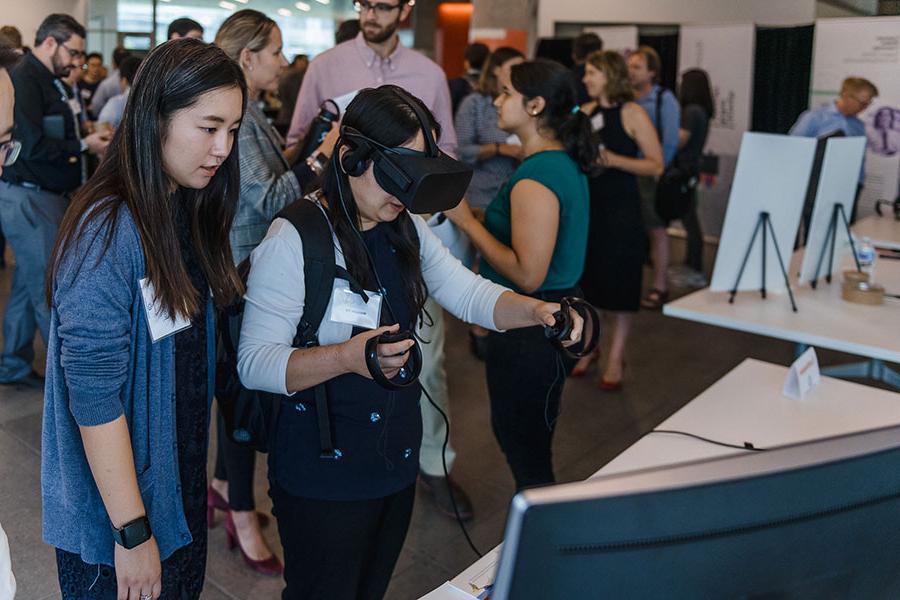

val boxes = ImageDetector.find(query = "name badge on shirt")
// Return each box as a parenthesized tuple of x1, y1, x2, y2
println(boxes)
(590, 112, 604, 132)
(139, 277, 191, 342)
(329, 287, 382, 330)
(68, 97, 82, 117)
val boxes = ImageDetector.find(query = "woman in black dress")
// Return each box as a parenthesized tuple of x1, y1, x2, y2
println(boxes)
(574, 50, 663, 390)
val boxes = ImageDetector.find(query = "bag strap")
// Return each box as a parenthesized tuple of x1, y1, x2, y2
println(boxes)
(275, 196, 340, 459)
(654, 86, 663, 143)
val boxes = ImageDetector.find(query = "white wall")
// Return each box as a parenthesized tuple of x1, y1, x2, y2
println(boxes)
(537, 0, 818, 38)
(2, 0, 87, 48)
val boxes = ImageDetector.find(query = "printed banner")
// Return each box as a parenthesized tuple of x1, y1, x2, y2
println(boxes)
(677, 24, 755, 237)
(811, 17, 900, 217)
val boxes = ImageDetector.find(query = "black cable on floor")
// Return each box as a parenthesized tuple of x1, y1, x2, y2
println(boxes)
(421, 386, 484, 558)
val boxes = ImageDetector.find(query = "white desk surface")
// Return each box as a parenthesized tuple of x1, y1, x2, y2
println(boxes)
(852, 214, 900, 250)
(422, 359, 900, 599)
(663, 249, 900, 363)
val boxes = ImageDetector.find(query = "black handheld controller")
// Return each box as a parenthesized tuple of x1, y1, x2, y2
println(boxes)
(544, 296, 601, 359)
(365, 330, 423, 390)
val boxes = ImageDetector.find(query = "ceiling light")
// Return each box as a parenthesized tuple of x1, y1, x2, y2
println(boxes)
(315, 0, 330, 4)
(277, 7, 292, 16)
(234, 0, 248, 3)
(295, 1, 311, 10)
(219, 1, 236, 8)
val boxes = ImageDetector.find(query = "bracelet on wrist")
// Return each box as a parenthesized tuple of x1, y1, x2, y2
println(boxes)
(494, 142, 501, 156)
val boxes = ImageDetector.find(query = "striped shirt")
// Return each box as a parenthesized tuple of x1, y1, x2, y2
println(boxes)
(454, 93, 519, 209)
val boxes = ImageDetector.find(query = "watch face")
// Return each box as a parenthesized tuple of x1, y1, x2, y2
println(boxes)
(118, 517, 152, 549)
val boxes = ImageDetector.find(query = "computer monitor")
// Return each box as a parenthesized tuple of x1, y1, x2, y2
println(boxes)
(491, 424, 900, 599)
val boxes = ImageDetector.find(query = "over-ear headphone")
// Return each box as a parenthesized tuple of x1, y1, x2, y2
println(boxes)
(340, 127, 377, 176)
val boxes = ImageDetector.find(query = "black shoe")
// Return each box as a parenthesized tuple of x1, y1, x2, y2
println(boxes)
(419, 473, 474, 521)
(0, 371, 44, 389)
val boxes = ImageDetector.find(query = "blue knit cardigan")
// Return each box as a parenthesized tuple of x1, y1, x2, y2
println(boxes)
(41, 205, 215, 566)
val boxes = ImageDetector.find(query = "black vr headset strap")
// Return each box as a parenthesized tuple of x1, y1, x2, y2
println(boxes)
(390, 87, 440, 157)
(275, 198, 340, 459)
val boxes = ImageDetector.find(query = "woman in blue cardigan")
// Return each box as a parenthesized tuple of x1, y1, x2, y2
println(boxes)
(42, 40, 246, 600)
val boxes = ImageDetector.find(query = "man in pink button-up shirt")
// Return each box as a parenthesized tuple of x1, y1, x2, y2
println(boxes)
(287, 0, 473, 522)
(286, 1, 457, 158)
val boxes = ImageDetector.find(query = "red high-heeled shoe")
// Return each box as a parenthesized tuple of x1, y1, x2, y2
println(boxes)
(598, 361, 626, 392)
(223, 512, 283, 577)
(206, 485, 271, 529)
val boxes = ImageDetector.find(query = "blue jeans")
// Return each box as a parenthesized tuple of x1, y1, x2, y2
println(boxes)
(0, 181, 68, 382)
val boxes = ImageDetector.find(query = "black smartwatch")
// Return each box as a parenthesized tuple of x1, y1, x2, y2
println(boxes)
(111, 516, 152, 549)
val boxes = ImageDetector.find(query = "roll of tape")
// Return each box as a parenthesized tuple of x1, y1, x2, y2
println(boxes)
(842, 280, 884, 305)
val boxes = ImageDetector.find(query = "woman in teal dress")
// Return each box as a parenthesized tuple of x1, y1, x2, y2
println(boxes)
(447, 59, 595, 490)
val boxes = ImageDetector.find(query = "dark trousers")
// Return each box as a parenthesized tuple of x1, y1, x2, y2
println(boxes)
(270, 482, 415, 600)
(213, 411, 256, 510)
(683, 189, 704, 272)
(485, 325, 573, 491)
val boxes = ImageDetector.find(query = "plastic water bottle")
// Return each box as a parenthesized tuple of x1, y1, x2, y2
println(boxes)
(856, 236, 876, 277)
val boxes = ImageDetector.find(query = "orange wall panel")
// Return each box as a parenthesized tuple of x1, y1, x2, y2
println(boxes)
(435, 3, 473, 79)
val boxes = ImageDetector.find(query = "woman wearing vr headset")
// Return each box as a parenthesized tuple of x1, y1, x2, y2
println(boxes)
(446, 59, 595, 491)
(238, 85, 581, 599)
(43, 40, 245, 600)
(209, 8, 343, 577)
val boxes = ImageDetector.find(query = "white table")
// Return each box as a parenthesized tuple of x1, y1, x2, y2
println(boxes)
(422, 359, 900, 599)
(852, 214, 900, 251)
(664, 246, 900, 387)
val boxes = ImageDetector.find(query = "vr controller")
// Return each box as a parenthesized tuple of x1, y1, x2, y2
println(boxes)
(365, 330, 423, 390)
(544, 297, 601, 359)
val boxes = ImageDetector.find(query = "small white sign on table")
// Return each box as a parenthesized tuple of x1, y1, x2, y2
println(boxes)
(783, 347, 821, 400)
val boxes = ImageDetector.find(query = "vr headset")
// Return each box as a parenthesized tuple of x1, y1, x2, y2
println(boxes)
(337, 88, 473, 214)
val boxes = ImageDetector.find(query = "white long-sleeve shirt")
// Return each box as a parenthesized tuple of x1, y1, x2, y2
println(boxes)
(238, 200, 509, 396)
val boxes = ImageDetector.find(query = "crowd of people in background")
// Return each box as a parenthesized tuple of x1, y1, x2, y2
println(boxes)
(0, 4, 881, 599)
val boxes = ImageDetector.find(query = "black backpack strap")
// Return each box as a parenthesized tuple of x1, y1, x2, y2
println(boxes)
(654, 87, 663, 142)
(276, 197, 340, 459)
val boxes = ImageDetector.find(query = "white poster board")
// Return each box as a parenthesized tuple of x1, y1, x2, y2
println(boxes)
(810, 17, 900, 218)
(798, 136, 868, 286)
(710, 133, 817, 293)
(582, 26, 638, 55)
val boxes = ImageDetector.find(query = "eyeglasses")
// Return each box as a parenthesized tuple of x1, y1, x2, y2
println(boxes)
(354, 1, 402, 15)
(59, 42, 85, 59)
(850, 95, 873, 109)
(0, 139, 22, 167)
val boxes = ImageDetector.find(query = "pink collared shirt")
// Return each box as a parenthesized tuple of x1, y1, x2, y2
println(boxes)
(286, 32, 458, 157)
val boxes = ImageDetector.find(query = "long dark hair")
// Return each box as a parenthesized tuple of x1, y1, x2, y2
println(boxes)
(510, 59, 596, 173)
(679, 68, 715, 119)
(47, 38, 247, 319)
(321, 85, 431, 329)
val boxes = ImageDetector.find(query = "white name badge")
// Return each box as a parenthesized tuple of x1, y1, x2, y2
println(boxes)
(329, 287, 382, 330)
(590, 112, 605, 132)
(139, 277, 191, 342)
(783, 347, 821, 400)
(68, 97, 82, 117)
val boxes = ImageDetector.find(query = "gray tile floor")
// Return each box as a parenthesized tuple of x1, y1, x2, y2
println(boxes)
(0, 239, 879, 599)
